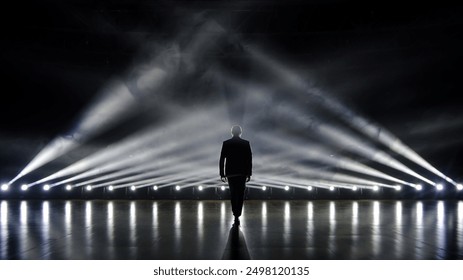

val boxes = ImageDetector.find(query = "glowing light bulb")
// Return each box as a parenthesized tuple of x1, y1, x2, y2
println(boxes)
(262, 186, 267, 191)
(436, 183, 444, 191)
(307, 186, 313, 191)
(65, 185, 72, 191)
(221, 186, 226, 191)
(43, 184, 51, 191)
(86, 185, 92, 191)
(153, 185, 158, 191)
(284, 185, 289, 191)
(175, 185, 180, 191)
(21, 184, 28, 191)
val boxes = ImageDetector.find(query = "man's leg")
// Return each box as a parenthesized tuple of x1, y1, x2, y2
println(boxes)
(228, 176, 246, 224)
(234, 176, 246, 217)
(228, 177, 239, 217)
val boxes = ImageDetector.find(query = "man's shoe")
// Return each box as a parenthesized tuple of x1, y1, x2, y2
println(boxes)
(234, 216, 240, 226)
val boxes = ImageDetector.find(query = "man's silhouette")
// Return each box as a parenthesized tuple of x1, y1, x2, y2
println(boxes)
(219, 125, 252, 226)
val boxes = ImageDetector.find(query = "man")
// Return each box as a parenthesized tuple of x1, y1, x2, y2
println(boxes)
(219, 125, 252, 226)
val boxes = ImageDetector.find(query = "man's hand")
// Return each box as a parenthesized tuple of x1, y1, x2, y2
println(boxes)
(221, 176, 227, 183)
(246, 176, 251, 182)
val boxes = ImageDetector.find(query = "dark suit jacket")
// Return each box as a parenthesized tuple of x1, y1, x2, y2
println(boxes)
(219, 136, 252, 177)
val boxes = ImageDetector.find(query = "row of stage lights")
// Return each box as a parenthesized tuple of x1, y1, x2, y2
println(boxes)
(1, 183, 463, 193)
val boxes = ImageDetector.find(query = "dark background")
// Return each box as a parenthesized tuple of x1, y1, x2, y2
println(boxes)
(1, 0, 462, 183)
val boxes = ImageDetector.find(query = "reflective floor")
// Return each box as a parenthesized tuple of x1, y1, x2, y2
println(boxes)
(0, 200, 462, 259)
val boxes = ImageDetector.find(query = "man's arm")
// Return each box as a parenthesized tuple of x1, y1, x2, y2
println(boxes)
(246, 142, 252, 181)
(219, 142, 227, 182)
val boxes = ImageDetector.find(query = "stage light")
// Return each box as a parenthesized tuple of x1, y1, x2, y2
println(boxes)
(395, 185, 402, 191)
(329, 186, 335, 191)
(131, 185, 136, 191)
(262, 186, 267, 191)
(108, 185, 114, 191)
(457, 184, 463, 191)
(307, 186, 313, 191)
(352, 186, 358, 191)
(153, 185, 158, 191)
(1, 184, 9, 191)
(284, 185, 289, 191)
(221, 186, 226, 191)
(86, 185, 92, 191)
(198, 185, 203, 191)
(436, 183, 444, 191)
(415, 184, 423, 191)
(373, 185, 379, 192)
(65, 185, 72, 191)
(43, 184, 50, 191)
(175, 185, 180, 191)
(21, 184, 28, 191)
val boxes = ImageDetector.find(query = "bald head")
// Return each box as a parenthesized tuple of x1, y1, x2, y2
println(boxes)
(231, 125, 242, 137)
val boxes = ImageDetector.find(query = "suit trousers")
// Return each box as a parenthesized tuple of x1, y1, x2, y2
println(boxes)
(228, 176, 246, 217)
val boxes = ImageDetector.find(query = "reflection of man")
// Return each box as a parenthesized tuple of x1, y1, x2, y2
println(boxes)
(219, 125, 252, 226)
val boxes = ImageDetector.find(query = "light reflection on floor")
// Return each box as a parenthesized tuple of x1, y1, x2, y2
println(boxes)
(0, 200, 461, 259)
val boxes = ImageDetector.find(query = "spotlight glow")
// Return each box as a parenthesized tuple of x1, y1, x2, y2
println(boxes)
(249, 46, 454, 186)
(108, 185, 114, 191)
(329, 186, 335, 191)
(436, 183, 444, 191)
(175, 185, 180, 191)
(373, 185, 379, 192)
(21, 184, 28, 191)
(262, 186, 267, 191)
(1, 184, 9, 191)
(221, 186, 226, 191)
(86, 185, 92, 191)
(43, 184, 51, 191)
(352, 186, 358, 191)
(198, 185, 203, 191)
(153, 185, 158, 191)
(395, 185, 402, 191)
(457, 184, 463, 191)
(307, 186, 313, 191)
(415, 184, 423, 191)
(65, 185, 72, 191)
(284, 185, 289, 191)
(131, 185, 136, 191)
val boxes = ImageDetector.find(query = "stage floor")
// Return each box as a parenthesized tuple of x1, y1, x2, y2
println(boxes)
(0, 200, 462, 259)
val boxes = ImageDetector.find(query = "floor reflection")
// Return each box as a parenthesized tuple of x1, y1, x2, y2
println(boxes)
(1, 201, 8, 260)
(394, 201, 404, 259)
(261, 201, 267, 244)
(415, 202, 424, 258)
(307, 202, 313, 248)
(351, 201, 359, 258)
(197, 202, 204, 256)
(436, 201, 446, 255)
(0, 200, 461, 259)
(129, 201, 137, 258)
(85, 201, 92, 257)
(41, 201, 50, 258)
(20, 201, 28, 256)
(222, 226, 250, 260)
(107, 202, 114, 258)
(458, 202, 463, 250)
